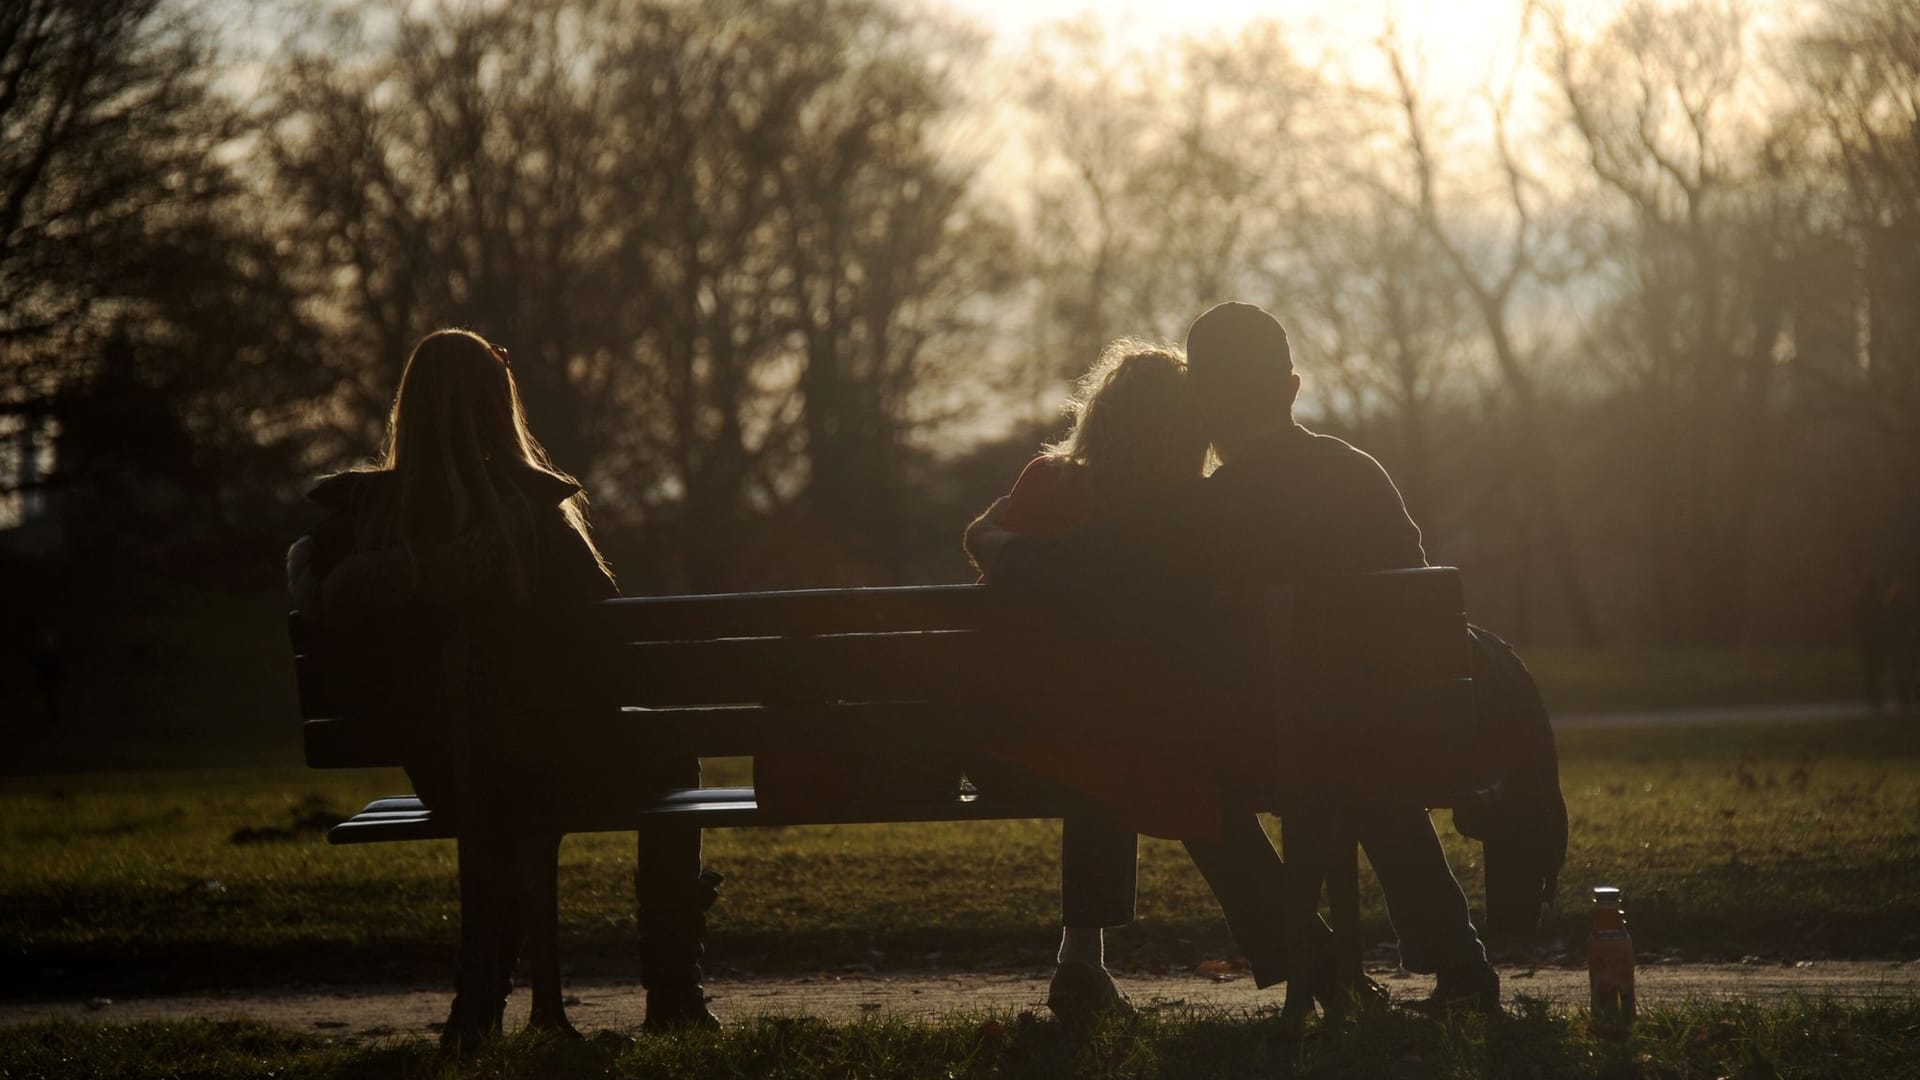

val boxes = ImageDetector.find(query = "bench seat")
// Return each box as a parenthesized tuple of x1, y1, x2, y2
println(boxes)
(327, 787, 1092, 844)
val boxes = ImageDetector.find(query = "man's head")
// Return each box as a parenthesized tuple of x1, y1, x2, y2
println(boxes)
(1183, 302, 1302, 452)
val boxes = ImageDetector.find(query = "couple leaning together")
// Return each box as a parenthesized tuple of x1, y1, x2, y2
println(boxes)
(963, 302, 1498, 1020)
(287, 301, 1499, 1048)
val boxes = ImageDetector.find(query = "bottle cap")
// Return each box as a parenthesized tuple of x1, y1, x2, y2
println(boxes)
(1592, 885, 1622, 906)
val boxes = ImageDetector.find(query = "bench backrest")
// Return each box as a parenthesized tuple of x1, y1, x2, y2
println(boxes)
(292, 568, 1476, 808)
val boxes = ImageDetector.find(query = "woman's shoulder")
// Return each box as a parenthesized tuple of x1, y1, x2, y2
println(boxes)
(307, 468, 391, 510)
(1009, 454, 1077, 502)
(1002, 454, 1087, 535)
(504, 465, 584, 507)
(307, 464, 581, 511)
(1011, 454, 1076, 489)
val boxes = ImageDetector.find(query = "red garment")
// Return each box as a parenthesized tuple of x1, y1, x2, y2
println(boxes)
(998, 455, 1090, 537)
(989, 456, 1225, 843)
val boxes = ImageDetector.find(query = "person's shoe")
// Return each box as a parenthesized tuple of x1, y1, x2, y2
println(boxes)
(438, 1024, 483, 1056)
(526, 1011, 584, 1040)
(644, 987, 721, 1032)
(1307, 963, 1392, 1014)
(438, 993, 506, 1055)
(1045, 961, 1135, 1023)
(1401, 963, 1502, 1017)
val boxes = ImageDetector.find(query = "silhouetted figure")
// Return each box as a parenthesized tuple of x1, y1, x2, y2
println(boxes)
(28, 628, 65, 725)
(1889, 580, 1920, 715)
(290, 329, 720, 1048)
(1855, 577, 1920, 714)
(966, 341, 1217, 1019)
(969, 302, 1501, 1014)
(1854, 577, 1894, 710)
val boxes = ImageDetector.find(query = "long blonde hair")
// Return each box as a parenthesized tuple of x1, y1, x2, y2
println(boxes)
(1042, 338, 1209, 502)
(365, 328, 612, 594)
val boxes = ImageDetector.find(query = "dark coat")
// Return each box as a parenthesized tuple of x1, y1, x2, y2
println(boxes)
(301, 466, 614, 627)
(292, 465, 616, 809)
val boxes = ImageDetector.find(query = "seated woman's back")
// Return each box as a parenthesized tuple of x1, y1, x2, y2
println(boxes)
(289, 329, 616, 805)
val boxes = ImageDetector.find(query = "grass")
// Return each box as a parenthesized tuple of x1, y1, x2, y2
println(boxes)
(0, 563, 302, 774)
(6, 996, 1920, 1079)
(1525, 648, 1860, 715)
(3, 719, 1917, 1002)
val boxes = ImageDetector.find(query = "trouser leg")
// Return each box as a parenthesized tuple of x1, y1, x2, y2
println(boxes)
(965, 758, 1137, 929)
(1357, 806, 1486, 975)
(491, 848, 522, 1026)
(1060, 814, 1138, 929)
(1182, 812, 1331, 988)
(517, 831, 566, 1025)
(449, 803, 516, 1039)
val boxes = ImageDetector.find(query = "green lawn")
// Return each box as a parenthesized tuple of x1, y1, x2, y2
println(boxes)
(7, 996, 1920, 1079)
(4, 719, 1917, 1002)
(1525, 648, 1860, 714)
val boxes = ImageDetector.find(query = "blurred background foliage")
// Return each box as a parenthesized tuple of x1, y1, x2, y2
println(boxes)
(1, 0, 1917, 763)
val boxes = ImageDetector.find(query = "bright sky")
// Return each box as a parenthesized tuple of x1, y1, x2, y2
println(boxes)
(937, 0, 1615, 97)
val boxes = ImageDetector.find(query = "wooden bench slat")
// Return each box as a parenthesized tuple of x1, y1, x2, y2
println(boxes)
(581, 584, 997, 642)
(304, 674, 1473, 767)
(325, 786, 1138, 844)
(580, 618, 1466, 707)
(570, 568, 1463, 643)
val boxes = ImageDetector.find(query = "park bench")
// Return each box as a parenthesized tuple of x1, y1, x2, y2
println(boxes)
(289, 566, 1478, 1017)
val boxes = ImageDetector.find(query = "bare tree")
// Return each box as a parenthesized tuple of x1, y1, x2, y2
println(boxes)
(1015, 20, 1326, 371)
(264, 0, 1006, 588)
(1546, 0, 1789, 644)
(1284, 189, 1475, 540)
(1379, 28, 1603, 645)
(1788, 0, 1920, 576)
(594, 0, 1006, 584)
(1, 0, 323, 566)
(1017, 19, 1163, 372)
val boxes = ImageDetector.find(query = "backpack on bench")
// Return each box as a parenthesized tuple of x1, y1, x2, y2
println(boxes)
(1451, 625, 1569, 935)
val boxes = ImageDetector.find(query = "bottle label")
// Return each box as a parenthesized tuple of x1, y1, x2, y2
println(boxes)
(1589, 929, 1636, 1036)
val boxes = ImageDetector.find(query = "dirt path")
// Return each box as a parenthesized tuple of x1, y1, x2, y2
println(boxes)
(6, 961, 1916, 1040)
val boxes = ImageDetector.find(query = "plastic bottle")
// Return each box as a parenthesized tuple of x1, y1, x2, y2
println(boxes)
(1588, 885, 1635, 1039)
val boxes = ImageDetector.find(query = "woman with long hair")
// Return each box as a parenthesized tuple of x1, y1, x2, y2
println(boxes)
(289, 329, 719, 1048)
(967, 339, 1226, 1019)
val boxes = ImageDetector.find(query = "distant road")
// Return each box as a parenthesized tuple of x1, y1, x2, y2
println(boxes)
(1555, 702, 1889, 731)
